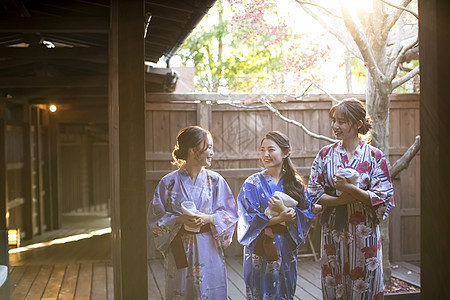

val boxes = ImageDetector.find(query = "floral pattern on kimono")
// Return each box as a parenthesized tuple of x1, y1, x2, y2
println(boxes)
(308, 140, 394, 300)
(148, 168, 238, 300)
(237, 169, 314, 300)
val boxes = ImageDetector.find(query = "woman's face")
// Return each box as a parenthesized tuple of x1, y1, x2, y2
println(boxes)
(260, 138, 287, 171)
(331, 110, 360, 141)
(191, 134, 214, 167)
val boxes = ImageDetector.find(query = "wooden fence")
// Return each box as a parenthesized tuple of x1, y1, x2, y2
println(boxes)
(145, 93, 420, 262)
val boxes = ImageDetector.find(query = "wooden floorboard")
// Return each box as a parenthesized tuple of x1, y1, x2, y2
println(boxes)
(7, 216, 421, 299)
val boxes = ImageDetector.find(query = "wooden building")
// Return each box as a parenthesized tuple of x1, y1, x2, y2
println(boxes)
(1, 0, 450, 299)
(0, 0, 216, 298)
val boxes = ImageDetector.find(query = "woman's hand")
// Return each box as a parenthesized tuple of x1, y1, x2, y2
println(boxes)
(269, 196, 287, 213)
(279, 207, 296, 222)
(198, 213, 214, 225)
(334, 175, 353, 192)
(176, 215, 205, 228)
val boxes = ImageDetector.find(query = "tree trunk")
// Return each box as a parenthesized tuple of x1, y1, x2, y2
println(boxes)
(365, 70, 393, 286)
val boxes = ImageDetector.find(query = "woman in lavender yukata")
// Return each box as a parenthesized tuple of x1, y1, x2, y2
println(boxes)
(308, 98, 394, 299)
(237, 131, 314, 300)
(148, 126, 238, 300)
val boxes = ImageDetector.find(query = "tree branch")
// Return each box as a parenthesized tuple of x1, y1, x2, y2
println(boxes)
(339, 0, 387, 82)
(294, 0, 341, 19)
(391, 65, 419, 89)
(383, 0, 414, 37)
(389, 35, 419, 79)
(296, 2, 362, 59)
(389, 135, 420, 178)
(381, 0, 418, 19)
(259, 97, 338, 144)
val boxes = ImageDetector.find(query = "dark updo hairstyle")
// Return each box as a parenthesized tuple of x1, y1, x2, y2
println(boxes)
(172, 126, 212, 168)
(262, 131, 308, 209)
(329, 98, 372, 140)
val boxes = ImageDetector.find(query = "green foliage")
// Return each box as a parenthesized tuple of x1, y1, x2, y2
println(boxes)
(175, 0, 327, 93)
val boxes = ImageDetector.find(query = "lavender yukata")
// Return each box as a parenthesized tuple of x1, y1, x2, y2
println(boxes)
(237, 169, 314, 300)
(308, 140, 394, 300)
(148, 168, 238, 300)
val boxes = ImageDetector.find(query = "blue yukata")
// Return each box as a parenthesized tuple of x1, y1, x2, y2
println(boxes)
(148, 168, 238, 300)
(237, 169, 314, 300)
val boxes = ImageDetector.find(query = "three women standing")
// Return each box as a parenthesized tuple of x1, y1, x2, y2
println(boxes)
(237, 131, 314, 299)
(148, 126, 238, 299)
(308, 98, 394, 299)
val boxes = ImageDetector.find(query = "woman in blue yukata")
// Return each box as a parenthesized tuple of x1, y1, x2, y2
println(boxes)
(237, 131, 314, 300)
(148, 126, 238, 300)
(308, 98, 394, 299)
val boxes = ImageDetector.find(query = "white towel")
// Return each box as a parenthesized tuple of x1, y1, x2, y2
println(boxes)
(264, 191, 298, 219)
(181, 201, 201, 232)
(335, 168, 359, 195)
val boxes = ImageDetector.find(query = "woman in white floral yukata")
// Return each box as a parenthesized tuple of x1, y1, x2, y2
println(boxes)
(308, 98, 394, 299)
(148, 126, 238, 300)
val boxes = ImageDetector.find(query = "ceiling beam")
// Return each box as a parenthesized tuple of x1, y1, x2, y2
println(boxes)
(0, 76, 107, 88)
(0, 17, 109, 33)
(0, 47, 108, 63)
(3, 87, 107, 98)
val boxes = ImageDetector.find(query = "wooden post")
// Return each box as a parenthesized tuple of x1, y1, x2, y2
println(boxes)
(419, 0, 450, 298)
(48, 111, 61, 230)
(33, 107, 45, 234)
(22, 103, 34, 239)
(0, 99, 7, 231)
(196, 101, 211, 130)
(0, 99, 9, 299)
(110, 0, 148, 298)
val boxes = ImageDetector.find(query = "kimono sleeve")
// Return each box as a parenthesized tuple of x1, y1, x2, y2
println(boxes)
(210, 176, 239, 248)
(287, 190, 315, 247)
(147, 178, 181, 253)
(367, 152, 394, 221)
(308, 151, 326, 205)
(236, 178, 269, 249)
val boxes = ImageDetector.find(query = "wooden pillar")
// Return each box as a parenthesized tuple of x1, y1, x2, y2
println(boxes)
(22, 103, 34, 239)
(0, 100, 9, 299)
(0, 99, 7, 230)
(419, 0, 450, 298)
(110, 0, 148, 299)
(196, 101, 211, 130)
(34, 107, 45, 234)
(48, 111, 60, 230)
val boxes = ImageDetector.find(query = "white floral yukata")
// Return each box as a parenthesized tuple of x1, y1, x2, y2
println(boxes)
(148, 168, 238, 300)
(308, 140, 394, 300)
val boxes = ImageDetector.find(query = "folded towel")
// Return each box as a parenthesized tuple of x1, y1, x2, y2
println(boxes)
(335, 168, 359, 195)
(181, 201, 201, 232)
(264, 191, 298, 220)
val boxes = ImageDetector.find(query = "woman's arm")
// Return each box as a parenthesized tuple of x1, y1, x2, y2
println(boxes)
(334, 175, 370, 205)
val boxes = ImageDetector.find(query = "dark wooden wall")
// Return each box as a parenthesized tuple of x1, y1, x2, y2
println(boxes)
(1, 101, 54, 241)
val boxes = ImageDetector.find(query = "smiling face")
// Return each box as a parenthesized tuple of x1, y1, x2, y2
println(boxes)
(331, 110, 361, 142)
(260, 138, 288, 172)
(191, 134, 214, 167)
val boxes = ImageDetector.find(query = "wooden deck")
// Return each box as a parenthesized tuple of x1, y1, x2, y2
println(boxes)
(7, 216, 420, 299)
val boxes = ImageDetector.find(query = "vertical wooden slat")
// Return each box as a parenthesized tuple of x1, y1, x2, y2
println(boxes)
(23, 103, 34, 239)
(74, 263, 93, 300)
(41, 264, 66, 299)
(25, 265, 53, 300)
(48, 112, 61, 230)
(11, 265, 40, 299)
(110, 0, 148, 299)
(91, 262, 107, 300)
(59, 263, 80, 298)
(0, 100, 7, 229)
